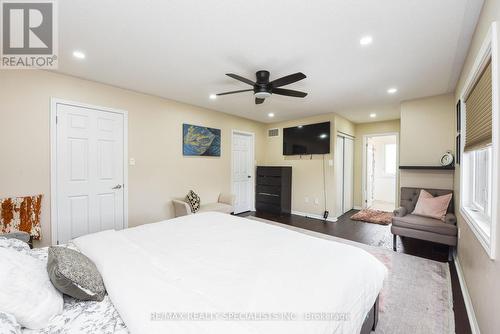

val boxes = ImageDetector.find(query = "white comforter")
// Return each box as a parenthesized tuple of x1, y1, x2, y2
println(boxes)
(73, 212, 387, 334)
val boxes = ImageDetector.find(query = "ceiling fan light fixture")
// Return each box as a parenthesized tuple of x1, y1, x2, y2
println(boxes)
(216, 71, 307, 105)
(255, 91, 271, 99)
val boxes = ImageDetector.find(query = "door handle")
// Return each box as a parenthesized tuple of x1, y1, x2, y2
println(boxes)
(247, 175, 251, 178)
(112, 184, 122, 190)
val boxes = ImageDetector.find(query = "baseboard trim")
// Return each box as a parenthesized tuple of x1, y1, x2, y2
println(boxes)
(291, 210, 338, 223)
(454, 255, 480, 334)
(353, 206, 363, 210)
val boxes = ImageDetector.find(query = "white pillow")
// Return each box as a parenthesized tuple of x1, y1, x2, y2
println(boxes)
(0, 247, 63, 329)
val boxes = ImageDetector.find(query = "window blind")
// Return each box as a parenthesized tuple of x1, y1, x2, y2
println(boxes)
(464, 61, 492, 151)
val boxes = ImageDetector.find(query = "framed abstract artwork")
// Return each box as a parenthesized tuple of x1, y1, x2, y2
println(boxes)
(182, 124, 221, 156)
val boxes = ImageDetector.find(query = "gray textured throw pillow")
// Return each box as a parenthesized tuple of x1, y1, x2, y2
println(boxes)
(47, 246, 106, 301)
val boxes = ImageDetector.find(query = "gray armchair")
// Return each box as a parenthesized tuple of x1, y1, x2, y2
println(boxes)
(173, 193, 235, 217)
(391, 187, 457, 260)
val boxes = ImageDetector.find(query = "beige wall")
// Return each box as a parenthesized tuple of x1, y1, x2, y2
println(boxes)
(262, 114, 355, 218)
(400, 94, 455, 190)
(353, 120, 400, 208)
(0, 70, 266, 247)
(453, 0, 500, 333)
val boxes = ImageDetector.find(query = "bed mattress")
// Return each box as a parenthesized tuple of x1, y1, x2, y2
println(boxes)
(74, 212, 387, 334)
(2, 213, 386, 334)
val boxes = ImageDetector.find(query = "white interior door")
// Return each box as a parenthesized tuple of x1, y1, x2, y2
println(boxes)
(343, 137, 354, 212)
(366, 139, 375, 208)
(55, 102, 125, 244)
(232, 132, 254, 214)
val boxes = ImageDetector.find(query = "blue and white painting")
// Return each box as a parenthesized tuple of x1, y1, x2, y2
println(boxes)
(183, 124, 221, 156)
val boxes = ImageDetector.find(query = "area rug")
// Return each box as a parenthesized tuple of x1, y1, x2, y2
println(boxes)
(350, 209, 393, 225)
(246, 216, 455, 334)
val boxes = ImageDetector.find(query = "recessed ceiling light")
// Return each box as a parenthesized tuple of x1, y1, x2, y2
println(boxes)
(209, 94, 217, 100)
(387, 87, 398, 94)
(360, 35, 373, 46)
(72, 50, 86, 59)
(268, 113, 275, 118)
(297, 125, 303, 128)
(370, 113, 377, 118)
(319, 133, 328, 139)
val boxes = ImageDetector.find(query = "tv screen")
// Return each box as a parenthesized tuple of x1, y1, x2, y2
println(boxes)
(283, 122, 330, 155)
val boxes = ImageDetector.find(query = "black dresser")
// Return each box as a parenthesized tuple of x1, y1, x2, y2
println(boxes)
(255, 166, 292, 215)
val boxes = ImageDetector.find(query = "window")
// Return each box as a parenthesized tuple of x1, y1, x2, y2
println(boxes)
(384, 143, 396, 175)
(459, 26, 497, 259)
(464, 147, 492, 218)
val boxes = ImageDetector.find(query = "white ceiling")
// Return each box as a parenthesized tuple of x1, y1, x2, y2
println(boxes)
(56, 0, 483, 124)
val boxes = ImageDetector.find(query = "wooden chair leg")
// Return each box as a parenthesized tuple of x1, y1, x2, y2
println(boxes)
(393, 234, 397, 251)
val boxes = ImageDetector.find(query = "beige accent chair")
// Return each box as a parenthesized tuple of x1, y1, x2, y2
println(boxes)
(172, 193, 235, 217)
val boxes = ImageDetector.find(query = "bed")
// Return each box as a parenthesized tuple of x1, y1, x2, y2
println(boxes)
(2, 212, 387, 334)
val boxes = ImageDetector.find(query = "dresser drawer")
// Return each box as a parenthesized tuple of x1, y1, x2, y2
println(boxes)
(257, 167, 283, 177)
(256, 184, 281, 195)
(255, 202, 282, 214)
(256, 176, 281, 186)
(256, 193, 281, 205)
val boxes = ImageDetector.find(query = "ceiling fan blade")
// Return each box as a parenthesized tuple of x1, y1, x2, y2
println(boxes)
(270, 72, 306, 88)
(272, 88, 308, 98)
(226, 73, 255, 86)
(255, 97, 265, 104)
(216, 89, 253, 96)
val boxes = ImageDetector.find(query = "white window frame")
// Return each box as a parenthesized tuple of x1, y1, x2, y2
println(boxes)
(470, 148, 491, 214)
(459, 22, 499, 259)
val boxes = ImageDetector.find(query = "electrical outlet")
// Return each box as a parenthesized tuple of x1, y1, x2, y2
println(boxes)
(129, 158, 136, 166)
(304, 197, 309, 203)
(458, 228, 461, 239)
(328, 159, 333, 167)
(314, 198, 319, 205)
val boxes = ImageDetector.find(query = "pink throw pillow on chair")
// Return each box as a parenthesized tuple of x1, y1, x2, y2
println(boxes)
(412, 190, 452, 221)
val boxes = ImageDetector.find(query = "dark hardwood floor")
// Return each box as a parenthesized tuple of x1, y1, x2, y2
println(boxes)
(238, 210, 471, 334)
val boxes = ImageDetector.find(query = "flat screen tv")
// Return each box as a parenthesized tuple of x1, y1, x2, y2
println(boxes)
(283, 121, 330, 155)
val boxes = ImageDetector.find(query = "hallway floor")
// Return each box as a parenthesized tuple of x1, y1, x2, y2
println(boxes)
(369, 200, 395, 212)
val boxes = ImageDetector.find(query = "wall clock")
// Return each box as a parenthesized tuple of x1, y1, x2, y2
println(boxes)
(440, 151, 454, 166)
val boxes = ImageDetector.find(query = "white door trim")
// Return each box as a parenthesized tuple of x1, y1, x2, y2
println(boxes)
(231, 130, 256, 213)
(361, 132, 399, 209)
(50, 98, 129, 245)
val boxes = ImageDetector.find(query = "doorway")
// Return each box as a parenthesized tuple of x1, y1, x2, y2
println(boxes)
(231, 130, 255, 214)
(363, 133, 398, 212)
(51, 99, 128, 245)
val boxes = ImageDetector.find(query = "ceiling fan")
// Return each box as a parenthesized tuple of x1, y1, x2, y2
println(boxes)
(216, 70, 307, 104)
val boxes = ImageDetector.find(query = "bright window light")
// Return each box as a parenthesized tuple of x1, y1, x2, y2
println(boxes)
(384, 143, 397, 175)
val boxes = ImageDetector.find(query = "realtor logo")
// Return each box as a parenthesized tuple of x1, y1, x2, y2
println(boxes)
(1, 0, 57, 68)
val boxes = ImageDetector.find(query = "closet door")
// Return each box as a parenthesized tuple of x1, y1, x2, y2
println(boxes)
(366, 140, 375, 208)
(335, 136, 345, 216)
(343, 137, 354, 212)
